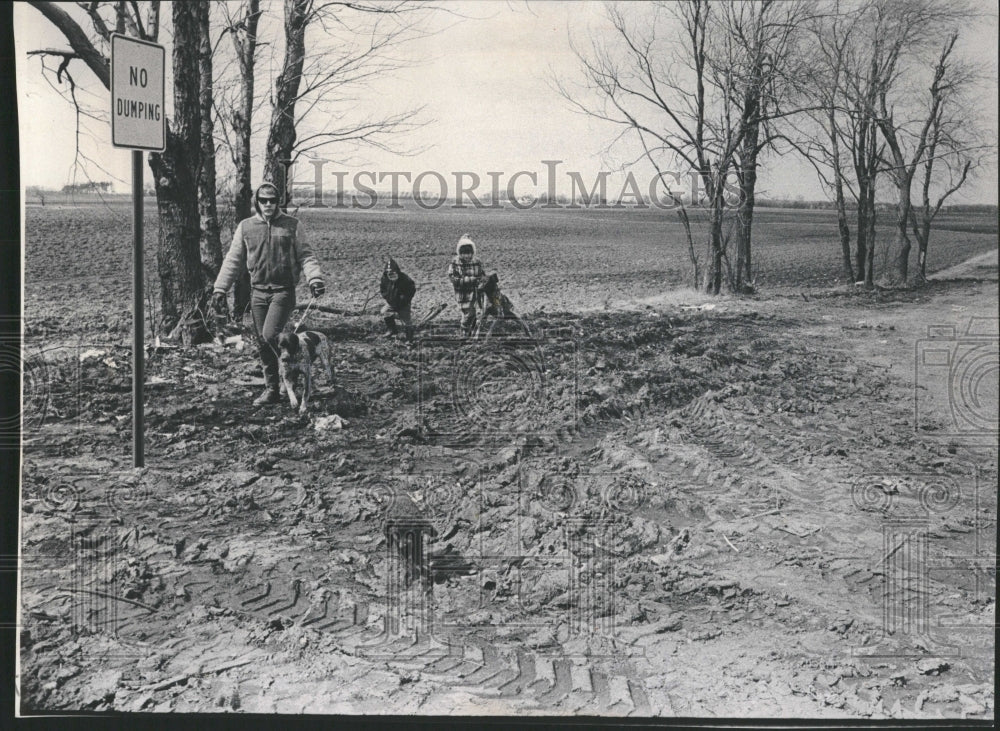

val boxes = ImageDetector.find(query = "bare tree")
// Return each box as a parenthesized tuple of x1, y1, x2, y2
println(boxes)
(798, 4, 857, 282)
(214, 0, 261, 317)
(881, 27, 986, 282)
(148, 1, 211, 340)
(909, 71, 988, 279)
(262, 0, 433, 199)
(795, 0, 883, 286)
(711, 0, 813, 293)
(198, 1, 223, 281)
(27, 1, 215, 339)
(214, 0, 262, 223)
(561, 1, 814, 294)
(559, 1, 734, 294)
(862, 0, 971, 285)
(27, 186, 47, 206)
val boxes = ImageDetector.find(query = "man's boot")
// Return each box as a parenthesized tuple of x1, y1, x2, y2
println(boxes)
(383, 317, 399, 338)
(253, 388, 280, 406)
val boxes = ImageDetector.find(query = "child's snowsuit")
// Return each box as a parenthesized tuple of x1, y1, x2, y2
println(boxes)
(447, 235, 486, 335)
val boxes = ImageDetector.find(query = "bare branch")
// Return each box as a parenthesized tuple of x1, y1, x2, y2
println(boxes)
(29, 1, 110, 88)
(78, 1, 112, 42)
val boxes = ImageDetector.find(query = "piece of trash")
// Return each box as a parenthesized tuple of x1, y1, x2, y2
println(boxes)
(79, 349, 107, 362)
(224, 335, 243, 346)
(147, 376, 170, 386)
(916, 659, 950, 676)
(315, 414, 347, 431)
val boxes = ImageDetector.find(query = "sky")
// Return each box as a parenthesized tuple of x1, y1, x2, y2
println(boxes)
(14, 0, 1000, 204)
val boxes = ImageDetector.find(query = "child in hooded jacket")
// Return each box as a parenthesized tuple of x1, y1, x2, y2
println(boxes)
(380, 256, 416, 342)
(447, 234, 486, 335)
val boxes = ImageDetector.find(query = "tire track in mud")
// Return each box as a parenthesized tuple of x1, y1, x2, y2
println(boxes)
(668, 395, 837, 503)
(627, 359, 994, 665)
(72, 507, 653, 715)
(375, 632, 654, 716)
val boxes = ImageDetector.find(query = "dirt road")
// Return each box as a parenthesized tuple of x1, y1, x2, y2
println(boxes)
(18, 263, 996, 717)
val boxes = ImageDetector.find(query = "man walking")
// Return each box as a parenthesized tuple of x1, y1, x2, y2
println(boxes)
(213, 182, 326, 405)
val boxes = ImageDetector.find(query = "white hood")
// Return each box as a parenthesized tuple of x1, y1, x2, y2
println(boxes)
(456, 234, 476, 257)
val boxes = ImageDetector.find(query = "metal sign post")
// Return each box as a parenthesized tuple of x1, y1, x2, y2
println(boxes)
(132, 151, 144, 467)
(111, 34, 165, 468)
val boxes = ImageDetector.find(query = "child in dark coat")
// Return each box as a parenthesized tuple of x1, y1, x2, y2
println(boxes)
(380, 256, 416, 342)
(447, 234, 486, 336)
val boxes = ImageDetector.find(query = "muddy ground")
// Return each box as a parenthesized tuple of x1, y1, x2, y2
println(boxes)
(17, 257, 998, 718)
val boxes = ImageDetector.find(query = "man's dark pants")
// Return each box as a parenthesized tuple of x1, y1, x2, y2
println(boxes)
(251, 287, 295, 391)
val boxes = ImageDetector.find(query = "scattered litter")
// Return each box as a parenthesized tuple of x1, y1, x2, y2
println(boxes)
(79, 349, 107, 362)
(916, 659, 950, 676)
(315, 414, 347, 431)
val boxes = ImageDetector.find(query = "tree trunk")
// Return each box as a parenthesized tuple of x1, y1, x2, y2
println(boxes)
(855, 183, 868, 284)
(263, 0, 310, 195)
(853, 116, 875, 285)
(911, 174, 934, 284)
(829, 112, 854, 283)
(736, 108, 759, 294)
(834, 185, 853, 283)
(197, 2, 222, 280)
(231, 0, 260, 318)
(148, 1, 209, 342)
(706, 191, 724, 295)
(886, 179, 913, 285)
(864, 186, 876, 288)
(674, 196, 699, 289)
(736, 176, 756, 293)
(915, 227, 929, 281)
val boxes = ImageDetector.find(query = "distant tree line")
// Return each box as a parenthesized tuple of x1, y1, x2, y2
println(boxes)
(60, 181, 112, 194)
(560, 0, 995, 292)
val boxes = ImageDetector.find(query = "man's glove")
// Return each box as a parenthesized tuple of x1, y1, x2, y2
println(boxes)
(212, 291, 227, 314)
(310, 281, 325, 298)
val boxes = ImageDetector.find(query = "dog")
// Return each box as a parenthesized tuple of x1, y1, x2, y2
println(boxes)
(277, 330, 334, 413)
(474, 272, 522, 338)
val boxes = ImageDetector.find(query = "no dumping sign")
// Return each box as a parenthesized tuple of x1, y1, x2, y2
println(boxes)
(111, 34, 165, 151)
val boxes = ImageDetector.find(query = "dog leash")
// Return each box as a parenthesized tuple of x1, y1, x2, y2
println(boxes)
(292, 295, 317, 334)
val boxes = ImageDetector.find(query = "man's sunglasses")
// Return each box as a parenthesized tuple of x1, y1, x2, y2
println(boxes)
(258, 197, 277, 204)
